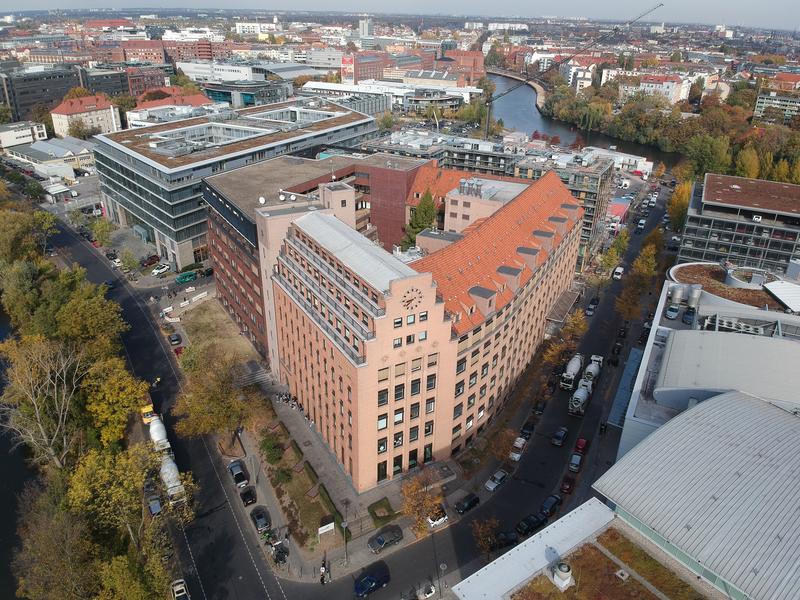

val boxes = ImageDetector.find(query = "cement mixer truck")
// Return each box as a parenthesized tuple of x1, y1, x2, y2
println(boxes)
(160, 454, 186, 505)
(583, 355, 604, 382)
(560, 354, 584, 390)
(148, 415, 172, 453)
(568, 378, 594, 417)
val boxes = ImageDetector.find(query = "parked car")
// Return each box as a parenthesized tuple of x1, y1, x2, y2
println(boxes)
(515, 513, 547, 537)
(519, 420, 536, 440)
(104, 250, 117, 260)
(532, 400, 545, 415)
(240, 487, 256, 506)
(585, 303, 596, 317)
(509, 437, 527, 461)
(665, 304, 681, 320)
(145, 480, 162, 517)
(426, 503, 448, 527)
(201, 266, 214, 278)
(540, 494, 563, 517)
(612, 340, 624, 355)
(151, 263, 170, 277)
(454, 493, 480, 515)
(111, 258, 122, 268)
(176, 271, 198, 284)
(492, 530, 519, 550)
(612, 266, 624, 280)
(568, 452, 584, 473)
(574, 438, 589, 454)
(550, 426, 569, 447)
(228, 459, 249, 488)
(484, 468, 509, 492)
(141, 254, 160, 267)
(250, 506, 270, 533)
(683, 306, 696, 325)
(560, 476, 576, 494)
(354, 569, 390, 598)
(168, 333, 182, 346)
(367, 525, 403, 554)
(171, 579, 190, 600)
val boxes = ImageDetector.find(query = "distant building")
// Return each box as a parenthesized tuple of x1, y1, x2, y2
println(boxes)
(126, 66, 170, 97)
(678, 173, 800, 274)
(5, 136, 97, 175)
(754, 90, 800, 124)
(618, 73, 689, 104)
(51, 95, 121, 138)
(0, 121, 47, 150)
(77, 67, 129, 97)
(342, 53, 386, 84)
(0, 67, 81, 121)
(358, 17, 374, 38)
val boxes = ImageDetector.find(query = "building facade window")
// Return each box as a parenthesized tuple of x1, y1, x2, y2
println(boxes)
(378, 413, 387, 430)
(453, 403, 463, 419)
(425, 398, 435, 414)
(424, 420, 434, 436)
(455, 380, 465, 397)
(394, 431, 403, 448)
(378, 437, 387, 454)
(411, 378, 421, 396)
(394, 384, 405, 401)
(409, 426, 419, 442)
(394, 408, 404, 424)
(426, 374, 437, 390)
(410, 402, 420, 419)
(377, 460, 387, 482)
(378, 389, 388, 406)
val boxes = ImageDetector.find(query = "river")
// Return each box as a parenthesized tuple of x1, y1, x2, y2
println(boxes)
(0, 310, 35, 600)
(488, 74, 682, 169)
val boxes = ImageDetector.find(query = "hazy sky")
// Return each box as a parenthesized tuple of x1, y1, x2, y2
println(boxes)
(3, 1, 799, 31)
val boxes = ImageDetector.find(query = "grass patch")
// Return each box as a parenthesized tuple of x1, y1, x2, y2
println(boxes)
(289, 439, 303, 463)
(367, 497, 399, 528)
(181, 300, 262, 363)
(597, 528, 706, 600)
(514, 544, 656, 600)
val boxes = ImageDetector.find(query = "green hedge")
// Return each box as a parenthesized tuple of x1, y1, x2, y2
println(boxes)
(180, 262, 204, 272)
(303, 461, 319, 484)
(318, 483, 351, 541)
(290, 439, 303, 462)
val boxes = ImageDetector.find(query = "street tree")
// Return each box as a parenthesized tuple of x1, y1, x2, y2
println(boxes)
(12, 476, 101, 600)
(32, 210, 57, 254)
(69, 207, 87, 228)
(611, 228, 630, 256)
(773, 158, 790, 182)
(24, 181, 45, 200)
(401, 190, 436, 248)
(90, 217, 114, 247)
(29, 103, 54, 136)
(471, 516, 500, 562)
(68, 444, 155, 547)
(63, 86, 93, 100)
(672, 160, 695, 183)
(791, 160, 800, 185)
(615, 285, 642, 321)
(84, 356, 149, 446)
(642, 227, 664, 255)
(0, 336, 90, 469)
(542, 338, 570, 368)
(0, 102, 11, 124)
(0, 210, 40, 264)
(400, 469, 441, 535)
(67, 117, 101, 140)
(652, 161, 666, 179)
(685, 134, 731, 179)
(0, 260, 57, 332)
(97, 555, 151, 600)
(600, 246, 620, 274)
(561, 312, 588, 343)
(56, 280, 128, 359)
(173, 343, 267, 444)
(668, 182, 693, 230)
(491, 427, 517, 462)
(120, 248, 139, 273)
(630, 245, 658, 290)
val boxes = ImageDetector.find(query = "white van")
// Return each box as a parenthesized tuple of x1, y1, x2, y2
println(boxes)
(636, 219, 646, 232)
(612, 266, 624, 280)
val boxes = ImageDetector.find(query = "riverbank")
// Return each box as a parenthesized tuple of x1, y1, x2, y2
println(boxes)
(486, 67, 547, 109)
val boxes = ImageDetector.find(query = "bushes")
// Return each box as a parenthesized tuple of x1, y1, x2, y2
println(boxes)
(260, 430, 284, 464)
(180, 262, 204, 272)
(274, 467, 292, 484)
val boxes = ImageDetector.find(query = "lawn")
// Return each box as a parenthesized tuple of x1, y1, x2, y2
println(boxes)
(181, 300, 261, 363)
(513, 543, 656, 600)
(597, 528, 706, 600)
(367, 497, 400, 528)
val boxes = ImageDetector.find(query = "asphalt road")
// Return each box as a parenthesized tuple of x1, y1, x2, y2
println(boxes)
(49, 177, 671, 600)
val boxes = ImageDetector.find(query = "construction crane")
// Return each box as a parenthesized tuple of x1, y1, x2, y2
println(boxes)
(482, 3, 664, 140)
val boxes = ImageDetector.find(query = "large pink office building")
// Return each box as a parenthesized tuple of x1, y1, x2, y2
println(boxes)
(271, 170, 582, 491)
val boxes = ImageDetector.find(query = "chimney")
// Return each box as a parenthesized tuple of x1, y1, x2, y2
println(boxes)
(474, 180, 483, 197)
(458, 178, 467, 194)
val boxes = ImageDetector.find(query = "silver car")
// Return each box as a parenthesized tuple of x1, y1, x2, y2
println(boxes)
(484, 469, 508, 492)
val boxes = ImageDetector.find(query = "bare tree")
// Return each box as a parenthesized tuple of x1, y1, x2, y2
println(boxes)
(491, 428, 517, 462)
(0, 336, 90, 469)
(400, 468, 441, 535)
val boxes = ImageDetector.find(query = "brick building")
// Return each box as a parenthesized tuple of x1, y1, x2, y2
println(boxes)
(126, 67, 169, 97)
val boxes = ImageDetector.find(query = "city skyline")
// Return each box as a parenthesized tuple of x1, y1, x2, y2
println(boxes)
(5, 2, 800, 31)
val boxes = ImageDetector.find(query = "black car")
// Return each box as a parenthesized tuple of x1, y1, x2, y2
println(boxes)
(540, 494, 563, 517)
(168, 333, 182, 346)
(454, 493, 480, 515)
(532, 401, 545, 415)
(492, 530, 519, 550)
(354, 568, 390, 597)
(250, 506, 270, 533)
(240, 487, 256, 506)
(515, 513, 546, 537)
(550, 426, 569, 447)
(612, 341, 623, 355)
(367, 525, 403, 554)
(105, 250, 117, 260)
(617, 325, 628, 339)
(519, 420, 536, 440)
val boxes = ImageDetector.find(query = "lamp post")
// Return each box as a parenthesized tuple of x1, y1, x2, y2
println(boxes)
(341, 498, 351, 565)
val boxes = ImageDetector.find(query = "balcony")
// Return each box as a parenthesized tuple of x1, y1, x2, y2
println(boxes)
(273, 275, 366, 366)
(287, 236, 385, 317)
(279, 254, 374, 341)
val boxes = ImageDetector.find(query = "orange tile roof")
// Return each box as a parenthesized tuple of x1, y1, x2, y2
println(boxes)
(51, 94, 114, 116)
(411, 171, 582, 335)
(136, 93, 212, 110)
(406, 162, 531, 209)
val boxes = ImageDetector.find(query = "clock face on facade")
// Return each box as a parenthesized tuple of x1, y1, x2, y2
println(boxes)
(401, 287, 423, 310)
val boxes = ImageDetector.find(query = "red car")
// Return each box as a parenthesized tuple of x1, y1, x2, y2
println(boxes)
(560, 476, 575, 494)
(141, 254, 160, 267)
(173, 346, 184, 357)
(574, 438, 589, 454)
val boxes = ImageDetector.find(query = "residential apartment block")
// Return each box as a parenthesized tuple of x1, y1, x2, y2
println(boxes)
(51, 95, 122, 138)
(677, 173, 800, 274)
(618, 74, 689, 104)
(270, 171, 581, 491)
(754, 90, 800, 124)
(94, 98, 377, 269)
(0, 66, 81, 120)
